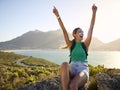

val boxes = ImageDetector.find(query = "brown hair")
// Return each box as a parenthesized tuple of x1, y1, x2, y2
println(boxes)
(62, 27, 81, 49)
(71, 27, 81, 50)
(72, 27, 80, 35)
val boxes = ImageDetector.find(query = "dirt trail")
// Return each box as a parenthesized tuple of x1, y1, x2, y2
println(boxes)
(15, 57, 30, 67)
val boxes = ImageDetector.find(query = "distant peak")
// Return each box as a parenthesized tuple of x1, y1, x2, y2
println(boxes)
(34, 29, 40, 32)
(27, 30, 43, 33)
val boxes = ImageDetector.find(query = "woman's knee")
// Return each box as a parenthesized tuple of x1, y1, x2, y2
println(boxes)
(61, 62, 69, 69)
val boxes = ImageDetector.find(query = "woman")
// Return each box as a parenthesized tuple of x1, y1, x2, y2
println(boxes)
(53, 4, 97, 90)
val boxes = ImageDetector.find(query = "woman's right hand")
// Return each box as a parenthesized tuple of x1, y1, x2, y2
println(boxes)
(53, 6, 70, 48)
(53, 6, 59, 17)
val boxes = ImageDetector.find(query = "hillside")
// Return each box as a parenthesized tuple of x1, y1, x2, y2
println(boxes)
(0, 51, 59, 90)
(0, 30, 120, 50)
(1, 51, 120, 90)
(94, 39, 120, 51)
(89, 37, 104, 50)
(0, 30, 65, 49)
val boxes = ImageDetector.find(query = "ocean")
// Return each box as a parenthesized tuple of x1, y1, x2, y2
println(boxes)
(10, 49, 120, 68)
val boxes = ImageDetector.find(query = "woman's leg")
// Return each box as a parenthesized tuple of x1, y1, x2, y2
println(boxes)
(69, 71, 87, 90)
(60, 62, 73, 90)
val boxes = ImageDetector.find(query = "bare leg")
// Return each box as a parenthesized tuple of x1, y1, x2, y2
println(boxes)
(60, 62, 73, 90)
(69, 72, 87, 90)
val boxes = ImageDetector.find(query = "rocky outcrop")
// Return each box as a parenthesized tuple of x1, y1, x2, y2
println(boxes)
(18, 76, 86, 90)
(18, 77, 61, 90)
(96, 73, 120, 90)
(18, 72, 120, 90)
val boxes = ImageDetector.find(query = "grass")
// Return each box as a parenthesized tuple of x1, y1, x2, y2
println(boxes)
(0, 51, 60, 90)
(21, 56, 59, 67)
(1, 51, 120, 90)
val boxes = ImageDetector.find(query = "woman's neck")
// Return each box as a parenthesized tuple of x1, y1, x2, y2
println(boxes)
(75, 39, 82, 42)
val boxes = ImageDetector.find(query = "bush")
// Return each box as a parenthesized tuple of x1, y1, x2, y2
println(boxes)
(89, 65, 106, 76)
(25, 76, 36, 84)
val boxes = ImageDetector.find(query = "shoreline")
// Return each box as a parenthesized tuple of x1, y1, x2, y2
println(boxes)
(1, 50, 120, 69)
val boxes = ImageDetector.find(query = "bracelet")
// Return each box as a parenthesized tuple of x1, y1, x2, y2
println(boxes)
(57, 16, 60, 19)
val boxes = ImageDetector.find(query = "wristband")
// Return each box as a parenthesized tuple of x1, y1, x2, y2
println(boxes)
(57, 16, 60, 19)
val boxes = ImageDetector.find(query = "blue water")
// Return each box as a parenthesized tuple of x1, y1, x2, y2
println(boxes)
(10, 49, 120, 68)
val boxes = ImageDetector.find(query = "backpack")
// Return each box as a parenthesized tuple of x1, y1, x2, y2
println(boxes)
(69, 42, 88, 63)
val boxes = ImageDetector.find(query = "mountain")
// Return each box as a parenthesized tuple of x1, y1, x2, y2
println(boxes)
(89, 37, 104, 50)
(0, 30, 66, 49)
(94, 39, 120, 51)
(0, 30, 119, 51)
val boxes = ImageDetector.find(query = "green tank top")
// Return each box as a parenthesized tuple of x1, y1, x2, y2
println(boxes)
(71, 42, 87, 62)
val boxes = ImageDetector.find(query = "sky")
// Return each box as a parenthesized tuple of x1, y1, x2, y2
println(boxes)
(0, 0, 120, 43)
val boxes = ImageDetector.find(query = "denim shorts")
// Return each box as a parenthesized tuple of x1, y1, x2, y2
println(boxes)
(70, 61, 89, 80)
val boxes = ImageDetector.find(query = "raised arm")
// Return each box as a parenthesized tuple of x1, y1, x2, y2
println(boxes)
(53, 6, 71, 48)
(84, 4, 97, 49)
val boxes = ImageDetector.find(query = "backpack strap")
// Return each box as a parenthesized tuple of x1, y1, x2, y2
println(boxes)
(81, 42, 88, 58)
(69, 42, 88, 63)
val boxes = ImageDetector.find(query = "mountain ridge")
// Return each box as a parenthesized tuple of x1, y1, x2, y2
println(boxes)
(0, 30, 120, 51)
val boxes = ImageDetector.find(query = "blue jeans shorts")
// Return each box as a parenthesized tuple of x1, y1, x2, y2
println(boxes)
(70, 61, 89, 80)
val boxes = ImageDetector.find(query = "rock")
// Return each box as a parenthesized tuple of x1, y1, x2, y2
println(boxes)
(19, 73, 120, 90)
(18, 77, 61, 90)
(18, 76, 86, 90)
(96, 73, 120, 90)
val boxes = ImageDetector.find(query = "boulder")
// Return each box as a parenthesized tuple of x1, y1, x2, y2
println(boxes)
(96, 73, 120, 90)
(18, 76, 86, 90)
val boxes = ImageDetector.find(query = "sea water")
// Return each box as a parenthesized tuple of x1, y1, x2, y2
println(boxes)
(11, 49, 120, 68)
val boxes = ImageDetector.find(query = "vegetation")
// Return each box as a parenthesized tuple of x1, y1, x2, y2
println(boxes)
(0, 51, 60, 90)
(89, 64, 106, 76)
(88, 65, 120, 90)
(0, 51, 120, 90)
(21, 56, 59, 67)
(0, 51, 25, 66)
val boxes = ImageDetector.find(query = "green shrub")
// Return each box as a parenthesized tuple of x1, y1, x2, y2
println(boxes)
(25, 76, 36, 84)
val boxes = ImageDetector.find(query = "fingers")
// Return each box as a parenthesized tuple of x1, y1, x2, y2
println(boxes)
(53, 6, 58, 11)
(53, 6, 57, 12)
(53, 6, 56, 9)
(53, 6, 59, 16)
(93, 4, 97, 8)
(92, 4, 97, 10)
(53, 6, 56, 13)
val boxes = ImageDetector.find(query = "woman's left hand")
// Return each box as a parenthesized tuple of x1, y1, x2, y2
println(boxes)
(92, 4, 97, 13)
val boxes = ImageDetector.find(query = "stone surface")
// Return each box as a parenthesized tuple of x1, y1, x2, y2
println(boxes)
(18, 73, 120, 90)
(18, 77, 61, 90)
(96, 73, 120, 90)
(18, 76, 86, 90)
